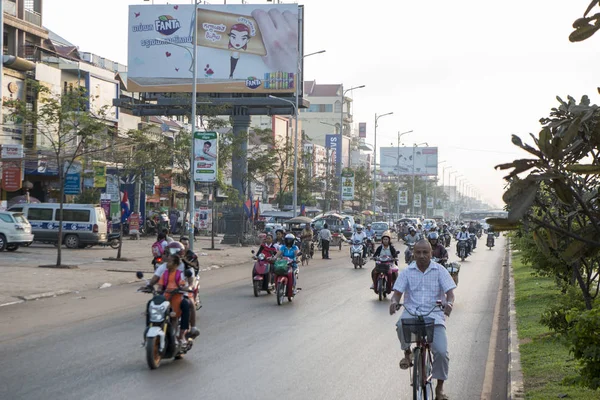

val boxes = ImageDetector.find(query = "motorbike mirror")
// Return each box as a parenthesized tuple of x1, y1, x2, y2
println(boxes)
(184, 269, 193, 278)
(136, 271, 144, 279)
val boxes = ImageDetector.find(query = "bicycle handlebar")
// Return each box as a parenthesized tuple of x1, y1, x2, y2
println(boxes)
(395, 301, 444, 315)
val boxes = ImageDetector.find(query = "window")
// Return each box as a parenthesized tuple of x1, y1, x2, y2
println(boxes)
(10, 207, 23, 212)
(334, 101, 342, 113)
(0, 214, 14, 223)
(57, 209, 91, 222)
(28, 208, 53, 221)
(306, 104, 334, 113)
(96, 208, 106, 222)
(13, 214, 28, 224)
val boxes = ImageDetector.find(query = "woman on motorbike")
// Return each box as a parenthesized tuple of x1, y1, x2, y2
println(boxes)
(254, 234, 278, 290)
(158, 253, 190, 343)
(370, 232, 399, 290)
(275, 233, 300, 290)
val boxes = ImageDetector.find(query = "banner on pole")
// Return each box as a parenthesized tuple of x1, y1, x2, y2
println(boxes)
(193, 131, 218, 182)
(398, 189, 408, 206)
(341, 169, 355, 201)
(414, 193, 421, 208)
(427, 196, 434, 209)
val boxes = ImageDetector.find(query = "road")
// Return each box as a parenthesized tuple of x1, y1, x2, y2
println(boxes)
(0, 237, 508, 400)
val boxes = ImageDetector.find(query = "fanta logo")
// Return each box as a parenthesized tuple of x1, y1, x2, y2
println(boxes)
(245, 77, 262, 89)
(155, 15, 181, 36)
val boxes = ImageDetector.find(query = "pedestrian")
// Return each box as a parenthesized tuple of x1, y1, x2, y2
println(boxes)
(319, 223, 332, 259)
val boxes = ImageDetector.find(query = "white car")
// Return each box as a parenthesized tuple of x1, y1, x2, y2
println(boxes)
(0, 211, 34, 251)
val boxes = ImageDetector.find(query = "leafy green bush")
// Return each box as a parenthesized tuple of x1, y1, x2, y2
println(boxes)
(540, 286, 587, 334)
(567, 306, 600, 389)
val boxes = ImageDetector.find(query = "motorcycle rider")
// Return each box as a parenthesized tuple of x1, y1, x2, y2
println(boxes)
(274, 229, 285, 250)
(370, 231, 399, 290)
(416, 224, 424, 239)
(254, 234, 278, 290)
(157, 254, 190, 343)
(404, 227, 420, 261)
(467, 221, 478, 249)
(455, 225, 472, 255)
(428, 232, 448, 266)
(348, 224, 368, 259)
(147, 241, 199, 338)
(275, 233, 301, 291)
(180, 236, 201, 309)
(364, 223, 375, 240)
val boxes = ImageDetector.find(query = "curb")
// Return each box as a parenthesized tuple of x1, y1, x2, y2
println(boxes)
(19, 289, 73, 302)
(507, 240, 525, 399)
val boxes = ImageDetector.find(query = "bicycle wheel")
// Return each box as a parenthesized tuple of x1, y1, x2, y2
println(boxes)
(423, 346, 434, 399)
(412, 347, 423, 400)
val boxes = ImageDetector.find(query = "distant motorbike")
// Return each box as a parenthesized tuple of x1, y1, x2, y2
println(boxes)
(136, 271, 196, 370)
(350, 240, 365, 269)
(457, 239, 469, 261)
(446, 261, 461, 286)
(251, 250, 274, 297)
(404, 243, 415, 264)
(486, 233, 495, 249)
(476, 229, 482, 239)
(443, 232, 451, 248)
(365, 236, 375, 257)
(273, 256, 300, 306)
(373, 254, 398, 301)
(469, 232, 477, 250)
(99, 232, 121, 249)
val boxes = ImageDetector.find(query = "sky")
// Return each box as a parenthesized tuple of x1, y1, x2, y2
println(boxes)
(44, 0, 600, 209)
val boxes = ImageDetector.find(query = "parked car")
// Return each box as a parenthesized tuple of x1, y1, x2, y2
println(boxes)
(371, 221, 390, 241)
(8, 203, 108, 249)
(0, 211, 34, 251)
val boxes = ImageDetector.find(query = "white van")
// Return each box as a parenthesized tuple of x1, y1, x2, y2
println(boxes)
(8, 203, 108, 248)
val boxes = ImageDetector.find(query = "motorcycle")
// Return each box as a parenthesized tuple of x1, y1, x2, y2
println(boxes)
(476, 229, 482, 239)
(152, 255, 164, 271)
(365, 236, 375, 257)
(404, 243, 415, 264)
(373, 254, 398, 301)
(486, 233, 495, 249)
(273, 256, 300, 306)
(251, 250, 274, 297)
(469, 232, 477, 250)
(446, 261, 461, 286)
(98, 232, 121, 249)
(457, 239, 469, 261)
(443, 232, 451, 248)
(136, 271, 196, 370)
(350, 240, 365, 269)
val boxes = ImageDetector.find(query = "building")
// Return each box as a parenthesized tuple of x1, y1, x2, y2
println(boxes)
(299, 80, 356, 170)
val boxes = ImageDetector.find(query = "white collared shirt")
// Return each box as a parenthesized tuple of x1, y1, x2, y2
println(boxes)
(392, 260, 456, 327)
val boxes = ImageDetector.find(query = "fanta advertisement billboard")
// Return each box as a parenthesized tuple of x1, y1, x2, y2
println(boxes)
(127, 4, 303, 94)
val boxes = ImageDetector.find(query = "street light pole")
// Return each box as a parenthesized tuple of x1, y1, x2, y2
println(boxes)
(395, 130, 412, 219)
(372, 112, 394, 215)
(338, 84, 365, 213)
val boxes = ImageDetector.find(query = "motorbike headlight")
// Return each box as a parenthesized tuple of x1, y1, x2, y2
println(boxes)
(148, 304, 166, 322)
(258, 254, 265, 260)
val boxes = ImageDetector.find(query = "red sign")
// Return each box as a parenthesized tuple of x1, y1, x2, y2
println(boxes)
(129, 212, 140, 232)
(2, 162, 22, 192)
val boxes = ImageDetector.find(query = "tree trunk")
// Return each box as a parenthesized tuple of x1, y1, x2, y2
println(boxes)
(572, 261, 593, 310)
(56, 169, 64, 266)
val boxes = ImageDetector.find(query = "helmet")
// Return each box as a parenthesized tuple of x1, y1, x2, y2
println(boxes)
(461, 225, 467, 229)
(428, 232, 439, 241)
(367, 223, 372, 227)
(356, 224, 363, 231)
(381, 230, 392, 241)
(409, 227, 416, 233)
(284, 233, 295, 246)
(166, 241, 185, 256)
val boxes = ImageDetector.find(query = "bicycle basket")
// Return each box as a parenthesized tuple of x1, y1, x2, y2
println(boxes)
(401, 317, 435, 344)
(273, 260, 290, 276)
(375, 262, 391, 274)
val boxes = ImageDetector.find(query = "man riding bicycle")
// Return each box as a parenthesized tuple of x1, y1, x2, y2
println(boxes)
(389, 240, 456, 400)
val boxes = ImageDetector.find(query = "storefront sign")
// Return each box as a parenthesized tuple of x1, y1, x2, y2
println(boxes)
(1, 161, 21, 192)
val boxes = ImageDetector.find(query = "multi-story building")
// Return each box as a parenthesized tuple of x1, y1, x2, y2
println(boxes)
(299, 80, 356, 171)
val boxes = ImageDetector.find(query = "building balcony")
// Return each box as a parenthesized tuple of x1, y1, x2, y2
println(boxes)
(3, 0, 16, 16)
(24, 9, 42, 27)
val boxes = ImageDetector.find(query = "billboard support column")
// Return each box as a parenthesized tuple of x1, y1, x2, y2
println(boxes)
(222, 111, 250, 245)
(188, 1, 199, 251)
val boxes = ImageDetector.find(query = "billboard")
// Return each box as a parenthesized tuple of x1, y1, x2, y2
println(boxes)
(194, 131, 218, 182)
(398, 189, 408, 206)
(326, 134, 341, 177)
(127, 4, 303, 94)
(379, 147, 438, 176)
(341, 169, 354, 201)
(414, 193, 422, 208)
(358, 122, 366, 138)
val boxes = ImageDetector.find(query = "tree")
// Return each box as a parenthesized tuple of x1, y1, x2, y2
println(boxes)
(270, 136, 293, 210)
(7, 81, 112, 267)
(569, 1, 600, 42)
(495, 95, 600, 388)
(353, 166, 373, 210)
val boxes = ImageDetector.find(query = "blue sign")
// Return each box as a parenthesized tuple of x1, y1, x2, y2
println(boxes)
(326, 134, 342, 177)
(29, 222, 93, 231)
(64, 173, 81, 195)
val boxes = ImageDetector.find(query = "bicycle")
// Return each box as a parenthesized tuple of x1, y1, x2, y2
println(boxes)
(395, 301, 445, 400)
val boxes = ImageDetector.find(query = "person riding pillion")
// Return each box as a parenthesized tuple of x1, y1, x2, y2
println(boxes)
(370, 231, 399, 290)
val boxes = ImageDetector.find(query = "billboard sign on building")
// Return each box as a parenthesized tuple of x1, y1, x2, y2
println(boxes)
(1, 144, 23, 159)
(127, 4, 303, 94)
(326, 134, 341, 177)
(379, 146, 438, 176)
(194, 131, 218, 182)
(358, 122, 366, 138)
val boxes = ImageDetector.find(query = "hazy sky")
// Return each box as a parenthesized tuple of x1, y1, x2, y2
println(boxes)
(44, 0, 600, 208)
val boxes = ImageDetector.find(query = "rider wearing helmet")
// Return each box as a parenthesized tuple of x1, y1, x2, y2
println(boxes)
(349, 224, 367, 259)
(146, 241, 199, 338)
(275, 234, 301, 290)
(456, 225, 471, 255)
(428, 232, 448, 266)
(364, 223, 375, 240)
(370, 231, 399, 290)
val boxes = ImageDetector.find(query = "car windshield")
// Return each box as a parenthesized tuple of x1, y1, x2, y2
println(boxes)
(372, 223, 388, 230)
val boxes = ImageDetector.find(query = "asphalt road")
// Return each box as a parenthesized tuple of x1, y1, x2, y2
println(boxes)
(0, 237, 508, 400)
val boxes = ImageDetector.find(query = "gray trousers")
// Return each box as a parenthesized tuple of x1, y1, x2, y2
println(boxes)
(396, 320, 449, 381)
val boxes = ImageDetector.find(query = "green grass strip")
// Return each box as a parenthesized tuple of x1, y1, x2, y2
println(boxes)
(512, 253, 599, 399)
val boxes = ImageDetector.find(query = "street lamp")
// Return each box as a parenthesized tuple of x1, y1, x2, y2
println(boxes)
(338, 84, 366, 213)
(372, 112, 394, 215)
(395, 130, 412, 219)
(411, 142, 428, 216)
(272, 49, 325, 217)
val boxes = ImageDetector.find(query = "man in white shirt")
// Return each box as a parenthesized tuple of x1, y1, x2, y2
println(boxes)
(319, 223, 332, 259)
(389, 240, 456, 400)
(348, 224, 367, 259)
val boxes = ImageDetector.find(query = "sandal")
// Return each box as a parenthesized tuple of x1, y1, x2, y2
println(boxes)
(435, 393, 449, 400)
(399, 352, 413, 370)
